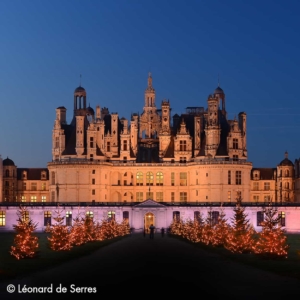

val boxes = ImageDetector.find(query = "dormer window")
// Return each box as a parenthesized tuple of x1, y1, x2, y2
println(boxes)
(41, 171, 46, 180)
(23, 171, 27, 180)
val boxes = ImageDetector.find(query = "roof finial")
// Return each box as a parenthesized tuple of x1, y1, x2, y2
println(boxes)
(148, 71, 152, 87)
(285, 151, 288, 159)
(218, 73, 220, 87)
(79, 74, 82, 87)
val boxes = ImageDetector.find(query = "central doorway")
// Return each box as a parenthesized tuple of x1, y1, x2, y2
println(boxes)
(144, 212, 155, 233)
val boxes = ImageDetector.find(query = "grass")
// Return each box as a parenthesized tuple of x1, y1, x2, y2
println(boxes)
(0, 232, 127, 283)
(173, 233, 300, 280)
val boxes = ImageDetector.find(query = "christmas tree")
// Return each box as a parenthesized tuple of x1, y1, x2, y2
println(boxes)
(225, 193, 256, 254)
(10, 206, 39, 260)
(254, 204, 289, 259)
(47, 208, 72, 251)
(211, 206, 231, 247)
(182, 218, 197, 242)
(202, 207, 215, 245)
(69, 212, 86, 246)
(82, 214, 97, 242)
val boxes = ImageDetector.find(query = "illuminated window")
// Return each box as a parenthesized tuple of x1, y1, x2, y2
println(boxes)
(44, 211, 51, 226)
(41, 183, 46, 191)
(136, 192, 143, 202)
(180, 172, 187, 186)
(21, 196, 26, 202)
(156, 172, 163, 186)
(171, 192, 175, 202)
(41, 196, 46, 202)
(66, 211, 72, 226)
(278, 211, 286, 226)
(236, 171, 242, 185)
(107, 211, 115, 221)
(0, 211, 5, 226)
(253, 195, 259, 202)
(136, 172, 143, 186)
(180, 192, 187, 202)
(257, 211, 264, 226)
(227, 191, 231, 202)
(23, 182, 27, 190)
(146, 172, 154, 186)
(31, 196, 37, 202)
(86, 211, 94, 219)
(22, 211, 29, 223)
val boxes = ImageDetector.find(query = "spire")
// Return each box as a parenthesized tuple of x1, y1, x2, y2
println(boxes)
(285, 151, 288, 159)
(148, 72, 152, 87)
(79, 74, 82, 87)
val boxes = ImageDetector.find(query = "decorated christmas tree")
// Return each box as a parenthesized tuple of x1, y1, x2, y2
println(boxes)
(169, 216, 184, 236)
(10, 206, 39, 260)
(254, 204, 289, 259)
(202, 207, 215, 245)
(47, 208, 72, 251)
(69, 212, 86, 246)
(225, 193, 256, 254)
(211, 206, 231, 247)
(182, 218, 197, 242)
(82, 214, 97, 242)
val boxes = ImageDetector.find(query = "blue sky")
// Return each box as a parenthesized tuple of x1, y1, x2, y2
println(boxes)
(1, 0, 300, 168)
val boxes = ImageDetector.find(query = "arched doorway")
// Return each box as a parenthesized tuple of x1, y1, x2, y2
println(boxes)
(144, 212, 155, 233)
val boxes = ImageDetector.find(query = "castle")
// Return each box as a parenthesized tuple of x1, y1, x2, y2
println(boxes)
(1, 73, 300, 232)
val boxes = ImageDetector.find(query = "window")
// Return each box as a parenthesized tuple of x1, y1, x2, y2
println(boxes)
(92, 178, 95, 185)
(180, 192, 187, 202)
(227, 191, 231, 202)
(5, 170, 9, 177)
(233, 155, 238, 161)
(156, 192, 163, 202)
(194, 211, 201, 223)
(171, 172, 175, 186)
(107, 211, 115, 221)
(278, 211, 286, 226)
(0, 211, 5, 226)
(86, 211, 94, 219)
(264, 182, 270, 191)
(123, 140, 127, 151)
(5, 181, 9, 187)
(23, 182, 26, 190)
(285, 170, 289, 177)
(236, 171, 242, 185)
(92, 170, 95, 174)
(51, 172, 55, 185)
(257, 211, 264, 226)
(41, 183, 46, 191)
(51, 191, 55, 202)
(66, 211, 72, 226)
(55, 136, 59, 148)
(171, 192, 175, 202)
(31, 183, 37, 191)
(123, 211, 129, 221)
(233, 138, 238, 149)
(92, 189, 95, 195)
(146, 172, 154, 185)
(196, 179, 198, 185)
(156, 172, 163, 186)
(22, 171, 27, 179)
(21, 196, 26, 202)
(196, 190, 198, 196)
(253, 195, 259, 202)
(136, 172, 143, 186)
(228, 171, 231, 184)
(180, 172, 187, 186)
(180, 140, 187, 151)
(90, 137, 94, 148)
(41, 196, 46, 202)
(44, 211, 51, 226)
(253, 182, 259, 191)
(212, 211, 220, 226)
(180, 157, 186, 163)
(173, 211, 180, 221)
(107, 142, 110, 152)
(264, 195, 271, 202)
(31, 196, 37, 202)
(285, 182, 289, 189)
(22, 211, 29, 223)
(136, 192, 143, 202)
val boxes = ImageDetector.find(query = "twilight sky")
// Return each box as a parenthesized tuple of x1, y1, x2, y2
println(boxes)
(1, 0, 300, 168)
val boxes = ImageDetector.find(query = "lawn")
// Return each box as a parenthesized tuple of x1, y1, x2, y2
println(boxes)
(0, 232, 127, 283)
(177, 233, 300, 280)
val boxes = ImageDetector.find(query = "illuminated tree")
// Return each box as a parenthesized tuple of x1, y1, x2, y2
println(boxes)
(82, 214, 97, 242)
(254, 205, 289, 259)
(211, 207, 231, 247)
(48, 208, 72, 251)
(225, 194, 256, 254)
(182, 218, 197, 242)
(10, 206, 39, 260)
(202, 207, 215, 245)
(169, 217, 184, 236)
(69, 212, 85, 246)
